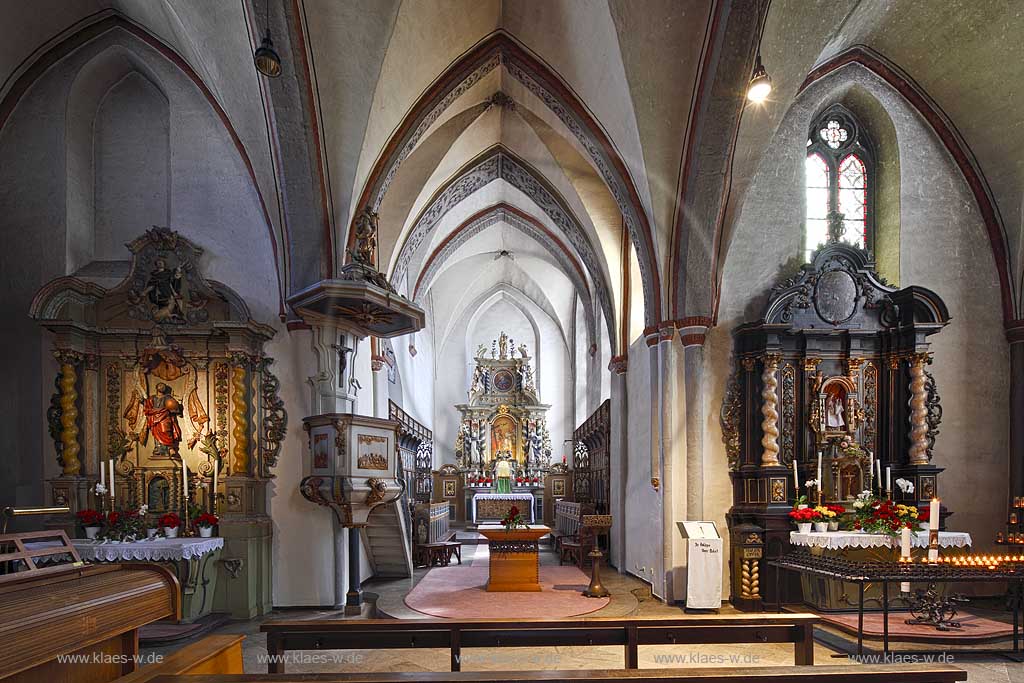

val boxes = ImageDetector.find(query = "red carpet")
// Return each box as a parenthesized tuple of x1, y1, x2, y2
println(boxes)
(821, 611, 1014, 643)
(405, 566, 610, 618)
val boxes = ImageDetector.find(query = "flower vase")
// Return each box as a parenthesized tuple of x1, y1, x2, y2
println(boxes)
(796, 523, 813, 534)
(84, 526, 101, 540)
(164, 526, 179, 538)
(828, 521, 840, 532)
(813, 522, 829, 533)
(198, 526, 214, 538)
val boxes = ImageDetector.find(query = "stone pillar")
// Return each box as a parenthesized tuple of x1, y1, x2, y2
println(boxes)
(907, 352, 931, 466)
(760, 353, 781, 467)
(656, 326, 686, 602)
(608, 355, 628, 572)
(1009, 327, 1024, 507)
(370, 349, 389, 419)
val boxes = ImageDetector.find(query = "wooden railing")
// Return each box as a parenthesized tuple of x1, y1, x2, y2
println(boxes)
(261, 614, 820, 674)
(552, 500, 582, 548)
(141, 663, 967, 682)
(428, 501, 452, 543)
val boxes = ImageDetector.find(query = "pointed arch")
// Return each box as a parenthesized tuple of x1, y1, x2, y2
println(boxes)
(349, 30, 661, 325)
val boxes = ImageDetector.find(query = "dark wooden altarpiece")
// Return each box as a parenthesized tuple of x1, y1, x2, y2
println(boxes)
(723, 239, 950, 610)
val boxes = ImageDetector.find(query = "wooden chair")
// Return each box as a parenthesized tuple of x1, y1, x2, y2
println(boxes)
(559, 527, 594, 569)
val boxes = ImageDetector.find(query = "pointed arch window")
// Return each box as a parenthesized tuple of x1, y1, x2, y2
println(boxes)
(805, 105, 875, 261)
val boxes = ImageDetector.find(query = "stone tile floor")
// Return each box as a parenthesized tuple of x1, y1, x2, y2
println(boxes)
(147, 540, 1024, 680)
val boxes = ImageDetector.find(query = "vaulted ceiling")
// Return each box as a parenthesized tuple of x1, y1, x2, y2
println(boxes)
(3, 0, 1020, 343)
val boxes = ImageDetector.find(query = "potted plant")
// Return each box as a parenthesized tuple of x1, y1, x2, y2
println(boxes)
(77, 509, 104, 539)
(159, 512, 182, 538)
(788, 507, 820, 534)
(101, 508, 146, 542)
(825, 504, 846, 531)
(813, 505, 835, 532)
(193, 512, 219, 538)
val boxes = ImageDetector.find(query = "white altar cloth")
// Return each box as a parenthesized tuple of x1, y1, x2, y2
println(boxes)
(790, 529, 971, 551)
(472, 493, 535, 523)
(71, 537, 224, 562)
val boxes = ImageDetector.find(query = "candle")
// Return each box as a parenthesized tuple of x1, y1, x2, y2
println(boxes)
(212, 460, 218, 513)
(886, 466, 891, 497)
(816, 452, 822, 493)
(109, 459, 115, 501)
(900, 526, 912, 592)
(793, 459, 799, 494)
(876, 460, 882, 493)
(100, 459, 106, 488)
(928, 498, 940, 562)
(182, 457, 189, 506)
(868, 451, 874, 489)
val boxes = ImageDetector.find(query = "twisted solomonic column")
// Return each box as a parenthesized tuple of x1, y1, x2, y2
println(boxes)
(55, 350, 83, 476)
(760, 353, 782, 467)
(230, 354, 250, 475)
(908, 353, 931, 465)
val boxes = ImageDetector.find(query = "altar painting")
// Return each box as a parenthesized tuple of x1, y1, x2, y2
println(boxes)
(490, 415, 520, 464)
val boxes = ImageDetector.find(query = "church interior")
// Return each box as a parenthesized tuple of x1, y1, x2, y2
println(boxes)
(1, 1, 1022, 682)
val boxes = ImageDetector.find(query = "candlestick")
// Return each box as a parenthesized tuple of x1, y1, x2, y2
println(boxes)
(109, 459, 115, 503)
(182, 457, 189, 506)
(792, 459, 799, 497)
(900, 526, 911, 592)
(816, 452, 822, 495)
(212, 460, 218, 514)
(928, 498, 940, 562)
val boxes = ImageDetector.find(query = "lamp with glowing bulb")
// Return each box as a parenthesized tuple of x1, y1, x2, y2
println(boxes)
(747, 56, 772, 103)
(254, 29, 282, 78)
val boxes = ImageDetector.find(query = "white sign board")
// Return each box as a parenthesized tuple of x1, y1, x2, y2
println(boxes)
(677, 521, 722, 609)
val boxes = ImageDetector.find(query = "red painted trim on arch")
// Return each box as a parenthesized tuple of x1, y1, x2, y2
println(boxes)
(412, 202, 590, 301)
(798, 46, 1013, 324)
(0, 13, 286, 316)
(348, 30, 662, 323)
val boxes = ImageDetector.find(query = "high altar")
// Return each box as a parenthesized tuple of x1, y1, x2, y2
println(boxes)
(454, 332, 553, 524)
(723, 229, 954, 611)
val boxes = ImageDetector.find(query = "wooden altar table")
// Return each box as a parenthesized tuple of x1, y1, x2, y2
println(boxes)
(478, 524, 549, 591)
(471, 493, 535, 523)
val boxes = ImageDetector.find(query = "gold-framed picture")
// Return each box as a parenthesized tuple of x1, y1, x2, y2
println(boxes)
(552, 478, 565, 497)
(443, 479, 457, 498)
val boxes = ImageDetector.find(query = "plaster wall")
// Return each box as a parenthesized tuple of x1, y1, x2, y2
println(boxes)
(704, 65, 1008, 595)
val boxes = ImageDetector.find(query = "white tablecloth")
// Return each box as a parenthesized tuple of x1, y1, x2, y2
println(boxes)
(472, 493, 535, 523)
(71, 537, 224, 562)
(789, 529, 972, 550)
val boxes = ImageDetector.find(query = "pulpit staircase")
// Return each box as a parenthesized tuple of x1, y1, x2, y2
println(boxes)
(364, 498, 413, 578)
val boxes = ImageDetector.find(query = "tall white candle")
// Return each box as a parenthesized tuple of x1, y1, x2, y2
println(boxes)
(793, 459, 799, 494)
(100, 459, 106, 488)
(816, 452, 823, 495)
(868, 452, 874, 490)
(876, 460, 882, 493)
(109, 459, 115, 502)
(928, 498, 941, 562)
(182, 457, 189, 505)
(212, 460, 218, 513)
(886, 466, 892, 497)
(900, 526, 912, 592)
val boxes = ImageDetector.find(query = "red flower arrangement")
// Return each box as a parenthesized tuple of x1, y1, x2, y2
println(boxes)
(825, 504, 846, 516)
(788, 507, 821, 524)
(159, 512, 182, 529)
(77, 509, 103, 527)
(500, 505, 526, 531)
(193, 513, 219, 529)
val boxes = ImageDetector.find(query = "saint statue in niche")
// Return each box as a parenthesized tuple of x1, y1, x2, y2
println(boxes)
(827, 389, 843, 428)
(141, 383, 184, 456)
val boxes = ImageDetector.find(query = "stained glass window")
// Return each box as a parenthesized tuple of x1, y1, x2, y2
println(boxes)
(804, 105, 874, 261)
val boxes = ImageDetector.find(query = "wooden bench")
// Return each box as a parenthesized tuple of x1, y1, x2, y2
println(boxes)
(145, 662, 967, 682)
(114, 634, 244, 681)
(551, 500, 582, 552)
(415, 503, 462, 568)
(261, 614, 820, 674)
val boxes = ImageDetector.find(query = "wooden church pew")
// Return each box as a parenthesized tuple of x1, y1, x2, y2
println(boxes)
(113, 635, 245, 682)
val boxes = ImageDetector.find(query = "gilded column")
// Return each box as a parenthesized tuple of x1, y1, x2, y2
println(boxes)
(230, 354, 250, 475)
(908, 352, 931, 465)
(54, 350, 82, 476)
(760, 353, 781, 467)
